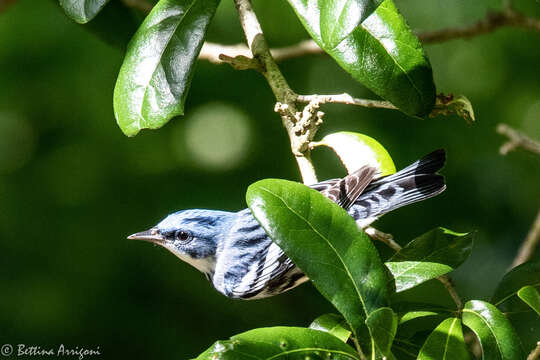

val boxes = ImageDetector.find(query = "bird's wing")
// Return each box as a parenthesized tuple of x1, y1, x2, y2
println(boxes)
(309, 178, 339, 192)
(320, 165, 378, 209)
(229, 242, 296, 299)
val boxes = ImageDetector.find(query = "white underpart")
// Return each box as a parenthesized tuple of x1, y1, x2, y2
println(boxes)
(164, 243, 215, 274)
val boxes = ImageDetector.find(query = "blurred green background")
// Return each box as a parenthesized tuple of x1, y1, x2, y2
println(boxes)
(0, 0, 539, 358)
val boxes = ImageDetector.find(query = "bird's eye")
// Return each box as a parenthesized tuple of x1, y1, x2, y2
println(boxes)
(176, 230, 191, 241)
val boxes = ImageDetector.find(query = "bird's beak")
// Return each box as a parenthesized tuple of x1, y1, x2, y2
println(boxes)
(127, 227, 164, 244)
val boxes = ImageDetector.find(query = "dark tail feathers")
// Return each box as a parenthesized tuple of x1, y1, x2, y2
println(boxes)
(350, 149, 446, 226)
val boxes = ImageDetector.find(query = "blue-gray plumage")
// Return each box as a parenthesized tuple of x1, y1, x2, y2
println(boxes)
(129, 150, 446, 299)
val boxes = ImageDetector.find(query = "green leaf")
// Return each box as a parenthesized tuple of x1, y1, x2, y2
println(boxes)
(417, 318, 471, 360)
(313, 132, 396, 176)
(365, 307, 397, 357)
(246, 179, 390, 342)
(462, 300, 525, 360)
(114, 0, 220, 136)
(385, 228, 473, 292)
(517, 285, 540, 316)
(397, 310, 449, 339)
(319, 0, 384, 49)
(194, 326, 360, 360)
(59, 0, 110, 23)
(287, 0, 435, 116)
(309, 314, 352, 343)
(492, 259, 540, 310)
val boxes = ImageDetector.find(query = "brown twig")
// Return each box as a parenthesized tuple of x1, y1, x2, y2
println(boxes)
(297, 94, 397, 110)
(497, 123, 540, 156)
(419, 8, 540, 43)
(512, 209, 540, 268)
(528, 342, 540, 360)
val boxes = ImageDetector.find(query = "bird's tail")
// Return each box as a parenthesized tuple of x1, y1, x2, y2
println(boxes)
(350, 149, 446, 227)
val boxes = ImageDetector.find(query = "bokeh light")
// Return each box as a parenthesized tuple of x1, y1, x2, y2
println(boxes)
(173, 102, 252, 170)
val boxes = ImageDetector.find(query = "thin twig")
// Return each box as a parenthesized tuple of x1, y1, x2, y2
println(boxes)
(497, 123, 540, 156)
(512, 209, 540, 268)
(419, 8, 540, 43)
(437, 275, 464, 312)
(297, 94, 397, 110)
(528, 342, 540, 360)
(365, 227, 402, 251)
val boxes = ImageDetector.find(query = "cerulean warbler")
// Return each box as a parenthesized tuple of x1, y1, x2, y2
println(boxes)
(129, 150, 446, 299)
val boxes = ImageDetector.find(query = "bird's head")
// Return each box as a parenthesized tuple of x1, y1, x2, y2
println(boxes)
(128, 209, 233, 275)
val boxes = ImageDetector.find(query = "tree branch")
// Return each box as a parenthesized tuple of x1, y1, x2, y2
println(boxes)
(497, 123, 540, 156)
(512, 209, 540, 268)
(418, 7, 540, 43)
(197, 7, 540, 64)
(297, 94, 397, 110)
(233, 0, 320, 186)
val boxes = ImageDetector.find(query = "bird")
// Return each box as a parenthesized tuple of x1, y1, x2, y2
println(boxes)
(129, 149, 446, 300)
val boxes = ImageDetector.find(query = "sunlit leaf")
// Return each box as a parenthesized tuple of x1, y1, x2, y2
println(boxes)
(59, 0, 110, 23)
(385, 228, 473, 292)
(492, 259, 540, 311)
(287, 0, 435, 116)
(246, 179, 390, 343)
(314, 132, 396, 176)
(194, 326, 360, 359)
(462, 300, 525, 360)
(309, 314, 352, 343)
(318, 0, 384, 49)
(517, 285, 540, 316)
(114, 0, 220, 136)
(417, 318, 470, 360)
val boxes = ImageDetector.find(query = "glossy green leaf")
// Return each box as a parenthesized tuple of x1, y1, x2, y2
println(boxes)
(60, 0, 110, 23)
(287, 0, 435, 116)
(365, 307, 397, 357)
(114, 0, 220, 136)
(417, 318, 470, 360)
(462, 300, 525, 360)
(517, 285, 540, 316)
(492, 259, 540, 310)
(246, 179, 390, 341)
(385, 228, 473, 292)
(194, 327, 360, 360)
(319, 0, 384, 49)
(397, 310, 449, 339)
(313, 132, 396, 176)
(309, 314, 352, 343)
